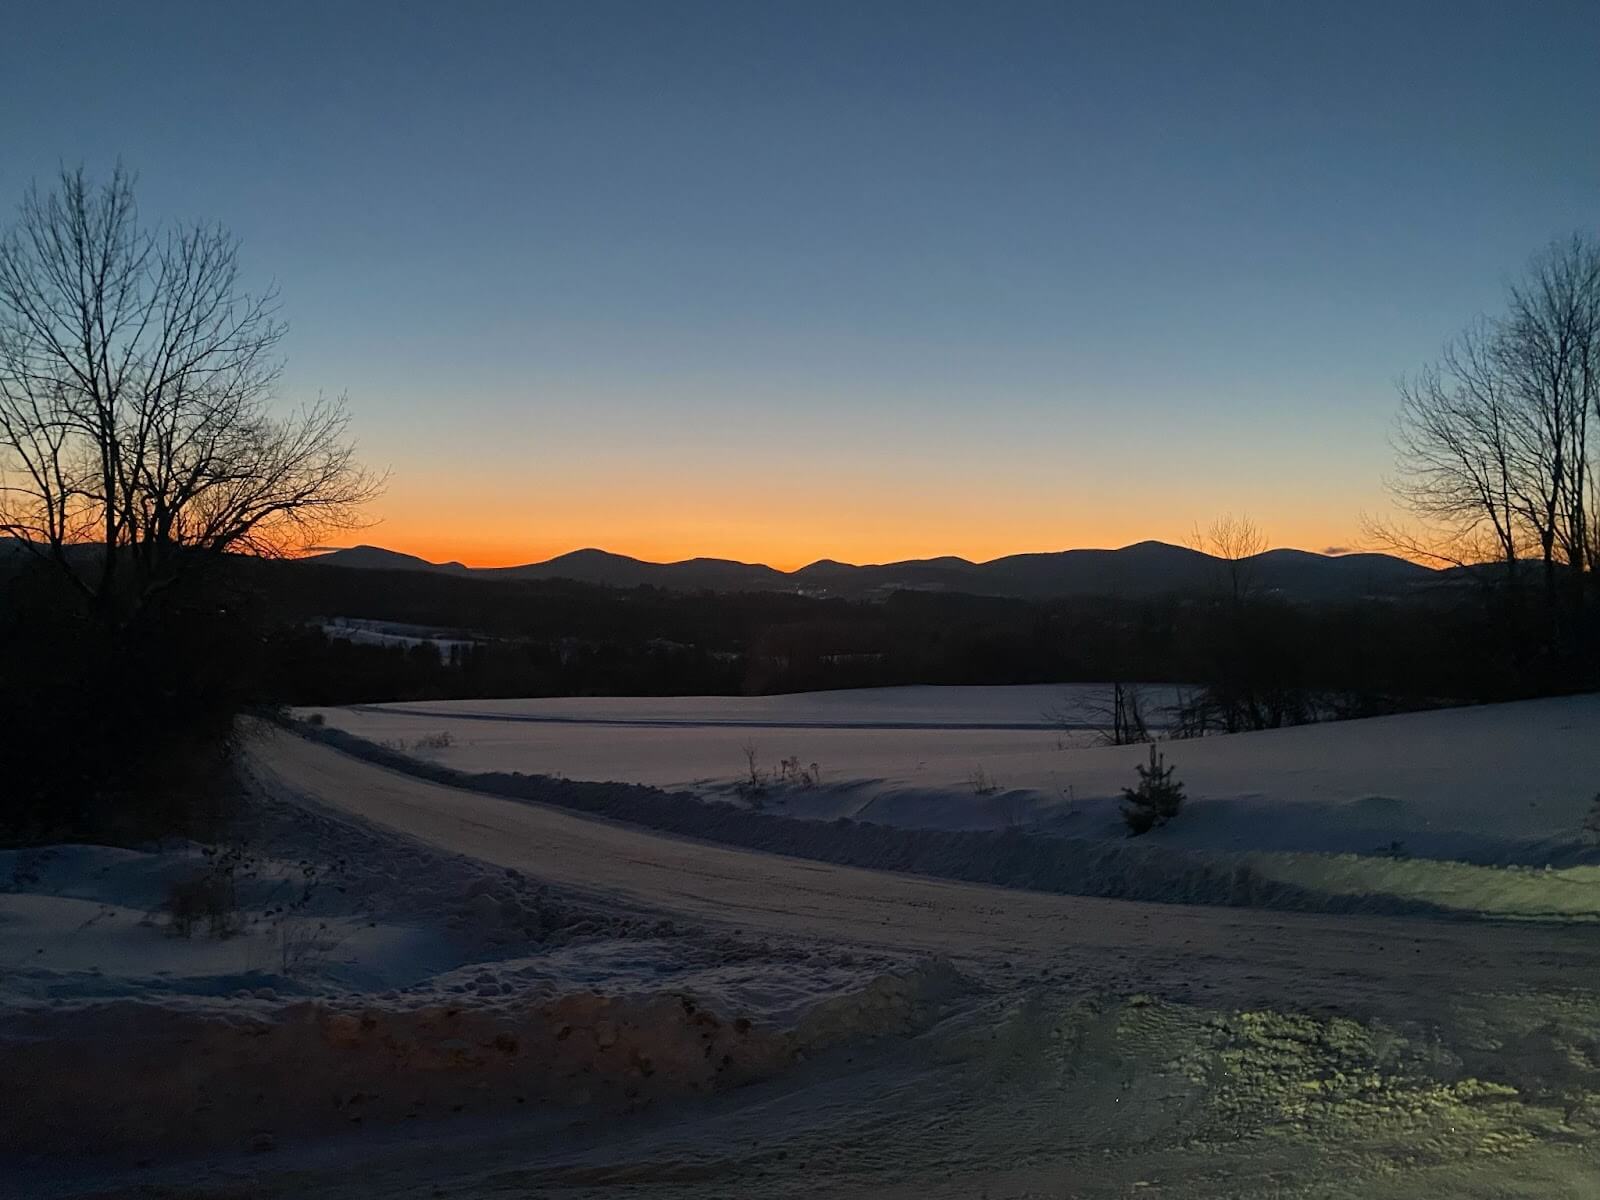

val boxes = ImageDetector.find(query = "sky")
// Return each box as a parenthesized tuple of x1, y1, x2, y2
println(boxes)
(2, 1, 1596, 569)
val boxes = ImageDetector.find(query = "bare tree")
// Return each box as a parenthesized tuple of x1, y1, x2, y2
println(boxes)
(1083, 682, 1152, 746)
(1377, 320, 1525, 575)
(1184, 514, 1302, 733)
(1500, 234, 1599, 596)
(1378, 233, 1599, 652)
(0, 166, 381, 625)
(1188, 512, 1267, 602)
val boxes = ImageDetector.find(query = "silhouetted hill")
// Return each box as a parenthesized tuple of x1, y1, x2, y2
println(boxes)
(304, 545, 469, 574)
(1248, 548, 1437, 597)
(971, 541, 1212, 597)
(300, 540, 1442, 602)
(480, 549, 790, 591)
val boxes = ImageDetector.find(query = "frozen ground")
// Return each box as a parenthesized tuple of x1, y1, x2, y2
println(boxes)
(308, 687, 1600, 865)
(8, 715, 1600, 1198)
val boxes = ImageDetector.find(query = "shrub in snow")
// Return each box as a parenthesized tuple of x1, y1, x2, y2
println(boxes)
(737, 742, 769, 806)
(777, 755, 822, 787)
(1121, 745, 1185, 836)
(163, 847, 243, 938)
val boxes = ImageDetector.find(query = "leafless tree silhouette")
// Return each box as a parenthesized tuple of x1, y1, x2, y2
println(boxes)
(1083, 682, 1152, 746)
(1377, 320, 1525, 572)
(1373, 233, 1599, 658)
(0, 165, 382, 625)
(1188, 512, 1266, 603)
(1501, 235, 1598, 599)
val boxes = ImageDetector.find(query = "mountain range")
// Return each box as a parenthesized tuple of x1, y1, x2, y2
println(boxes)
(302, 541, 1444, 603)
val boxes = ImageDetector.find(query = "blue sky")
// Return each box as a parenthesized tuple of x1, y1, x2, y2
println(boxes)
(2, 1, 1595, 565)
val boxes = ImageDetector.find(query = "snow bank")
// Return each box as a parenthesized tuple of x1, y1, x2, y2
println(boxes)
(0, 960, 964, 1154)
(0, 773, 967, 1160)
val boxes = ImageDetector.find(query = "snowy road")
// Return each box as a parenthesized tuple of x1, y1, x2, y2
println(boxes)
(248, 729, 1600, 1023)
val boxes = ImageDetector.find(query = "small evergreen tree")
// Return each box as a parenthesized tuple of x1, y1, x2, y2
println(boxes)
(1121, 745, 1185, 835)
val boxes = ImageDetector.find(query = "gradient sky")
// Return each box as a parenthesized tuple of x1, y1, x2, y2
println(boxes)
(3, 1, 1596, 568)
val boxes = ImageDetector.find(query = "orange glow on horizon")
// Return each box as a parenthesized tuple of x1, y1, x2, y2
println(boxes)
(345, 462, 1406, 572)
(353, 522, 1388, 573)
(344, 389, 1407, 573)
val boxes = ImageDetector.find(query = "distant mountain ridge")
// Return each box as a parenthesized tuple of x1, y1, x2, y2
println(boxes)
(301, 540, 1443, 602)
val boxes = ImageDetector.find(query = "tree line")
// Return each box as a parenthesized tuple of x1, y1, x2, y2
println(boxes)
(257, 559, 1542, 714)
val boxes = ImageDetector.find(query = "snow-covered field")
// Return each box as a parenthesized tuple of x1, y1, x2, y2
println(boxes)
(308, 686, 1600, 864)
(313, 684, 1165, 792)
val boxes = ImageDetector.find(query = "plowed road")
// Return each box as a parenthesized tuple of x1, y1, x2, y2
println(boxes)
(249, 730, 1600, 1021)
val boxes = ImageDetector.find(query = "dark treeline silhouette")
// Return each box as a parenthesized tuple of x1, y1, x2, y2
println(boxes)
(250, 559, 1589, 712)
(0, 557, 273, 840)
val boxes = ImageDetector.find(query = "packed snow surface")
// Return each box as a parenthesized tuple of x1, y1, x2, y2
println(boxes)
(308, 686, 1600, 863)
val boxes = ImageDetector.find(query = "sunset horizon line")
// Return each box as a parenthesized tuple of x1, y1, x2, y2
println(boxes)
(307, 535, 1408, 575)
